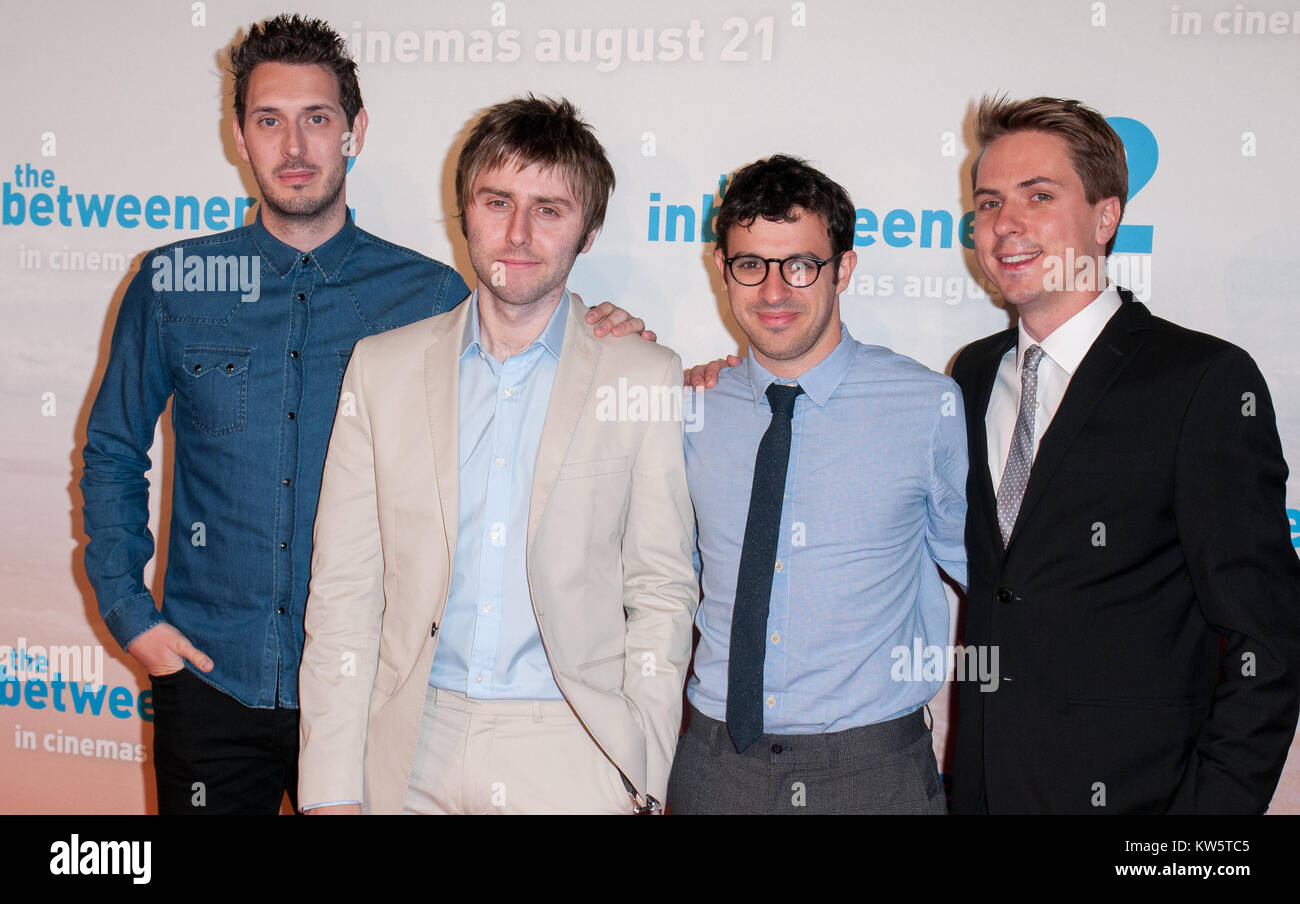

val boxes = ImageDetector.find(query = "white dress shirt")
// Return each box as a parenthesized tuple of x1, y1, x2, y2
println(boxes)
(986, 288, 1123, 488)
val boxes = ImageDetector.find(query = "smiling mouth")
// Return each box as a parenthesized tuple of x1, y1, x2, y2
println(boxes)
(756, 310, 799, 327)
(997, 251, 1041, 267)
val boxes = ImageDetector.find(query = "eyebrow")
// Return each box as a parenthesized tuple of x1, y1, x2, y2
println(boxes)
(476, 187, 575, 208)
(974, 176, 1063, 197)
(249, 102, 340, 116)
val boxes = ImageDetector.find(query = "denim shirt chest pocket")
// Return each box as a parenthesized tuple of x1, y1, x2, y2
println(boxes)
(179, 345, 252, 435)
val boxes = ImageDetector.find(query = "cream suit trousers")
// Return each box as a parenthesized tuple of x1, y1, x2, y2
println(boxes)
(401, 687, 634, 815)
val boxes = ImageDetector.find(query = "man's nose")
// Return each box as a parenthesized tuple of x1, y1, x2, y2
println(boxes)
(508, 206, 531, 246)
(759, 262, 791, 303)
(992, 202, 1022, 236)
(283, 121, 304, 160)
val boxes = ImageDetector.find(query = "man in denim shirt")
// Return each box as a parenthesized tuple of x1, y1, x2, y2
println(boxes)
(79, 14, 645, 814)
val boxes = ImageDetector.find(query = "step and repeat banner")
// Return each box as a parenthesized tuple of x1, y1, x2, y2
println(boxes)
(1, 0, 1297, 813)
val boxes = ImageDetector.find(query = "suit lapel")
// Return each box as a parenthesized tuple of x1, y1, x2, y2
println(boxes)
(528, 295, 600, 556)
(425, 299, 474, 567)
(970, 331, 1017, 545)
(1004, 296, 1151, 553)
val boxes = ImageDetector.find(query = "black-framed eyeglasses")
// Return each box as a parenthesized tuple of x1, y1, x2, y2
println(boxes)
(723, 252, 844, 288)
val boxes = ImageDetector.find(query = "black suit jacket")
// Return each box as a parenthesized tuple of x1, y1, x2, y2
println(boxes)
(951, 292, 1300, 814)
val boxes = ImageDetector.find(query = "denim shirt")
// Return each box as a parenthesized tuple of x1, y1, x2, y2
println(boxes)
(81, 215, 470, 708)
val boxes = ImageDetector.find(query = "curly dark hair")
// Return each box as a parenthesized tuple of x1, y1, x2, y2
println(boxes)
(714, 155, 855, 258)
(229, 14, 362, 128)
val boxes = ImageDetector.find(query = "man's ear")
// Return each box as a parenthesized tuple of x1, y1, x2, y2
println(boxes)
(834, 249, 858, 294)
(233, 117, 249, 164)
(1095, 195, 1122, 247)
(579, 227, 597, 254)
(713, 246, 728, 280)
(344, 107, 369, 160)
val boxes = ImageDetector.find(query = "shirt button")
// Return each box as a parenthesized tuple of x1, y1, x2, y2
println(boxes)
(282, 478, 291, 486)
(297, 293, 306, 302)
(287, 412, 295, 420)
(503, 387, 514, 398)
(770, 743, 783, 754)
(225, 363, 235, 372)
(279, 542, 288, 550)
(483, 603, 493, 613)
(489, 527, 502, 542)
(290, 350, 299, 358)
(474, 674, 484, 683)
(494, 457, 505, 468)
(277, 607, 286, 614)
(301, 255, 310, 264)
(770, 631, 781, 645)
(774, 560, 783, 572)
(765, 695, 776, 708)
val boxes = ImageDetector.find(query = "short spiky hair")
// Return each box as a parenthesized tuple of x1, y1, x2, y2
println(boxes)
(455, 95, 615, 242)
(713, 154, 855, 258)
(972, 95, 1128, 256)
(229, 14, 362, 128)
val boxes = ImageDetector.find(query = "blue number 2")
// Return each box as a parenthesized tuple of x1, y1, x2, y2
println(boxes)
(1106, 116, 1158, 254)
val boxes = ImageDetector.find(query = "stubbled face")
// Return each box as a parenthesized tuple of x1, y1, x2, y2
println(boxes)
(972, 130, 1119, 320)
(716, 208, 854, 377)
(234, 62, 360, 223)
(465, 160, 594, 310)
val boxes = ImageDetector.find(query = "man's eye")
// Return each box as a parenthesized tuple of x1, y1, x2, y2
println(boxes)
(537, 206, 558, 216)
(977, 199, 999, 211)
(308, 114, 327, 124)
(735, 257, 764, 271)
(1031, 192, 1052, 201)
(259, 117, 278, 127)
(787, 258, 814, 273)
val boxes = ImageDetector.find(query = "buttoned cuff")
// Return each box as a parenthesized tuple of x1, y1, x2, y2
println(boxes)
(102, 592, 165, 650)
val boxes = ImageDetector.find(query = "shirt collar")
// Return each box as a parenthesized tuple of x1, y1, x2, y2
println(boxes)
(743, 322, 855, 408)
(461, 289, 570, 362)
(1017, 287, 1122, 376)
(250, 211, 360, 282)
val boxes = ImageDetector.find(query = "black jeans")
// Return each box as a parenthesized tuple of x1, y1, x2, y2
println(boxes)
(150, 667, 299, 815)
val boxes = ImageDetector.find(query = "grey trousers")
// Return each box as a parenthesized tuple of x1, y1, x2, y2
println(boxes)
(667, 706, 947, 815)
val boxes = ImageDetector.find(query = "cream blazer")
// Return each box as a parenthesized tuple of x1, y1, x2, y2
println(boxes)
(298, 294, 698, 813)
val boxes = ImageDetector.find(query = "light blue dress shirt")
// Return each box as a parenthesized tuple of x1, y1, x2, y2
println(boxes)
(686, 324, 968, 733)
(427, 291, 568, 699)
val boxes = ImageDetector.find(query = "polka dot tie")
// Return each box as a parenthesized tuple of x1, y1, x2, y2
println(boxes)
(996, 345, 1044, 546)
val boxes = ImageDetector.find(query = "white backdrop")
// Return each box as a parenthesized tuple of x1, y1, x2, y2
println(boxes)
(2, 0, 1297, 813)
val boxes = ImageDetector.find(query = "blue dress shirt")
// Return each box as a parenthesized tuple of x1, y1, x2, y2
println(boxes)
(81, 214, 470, 708)
(686, 324, 968, 733)
(428, 292, 568, 699)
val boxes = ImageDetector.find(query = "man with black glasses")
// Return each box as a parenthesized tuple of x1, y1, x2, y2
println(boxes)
(666, 155, 968, 814)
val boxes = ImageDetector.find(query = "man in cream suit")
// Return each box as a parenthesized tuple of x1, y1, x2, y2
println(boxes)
(298, 96, 697, 814)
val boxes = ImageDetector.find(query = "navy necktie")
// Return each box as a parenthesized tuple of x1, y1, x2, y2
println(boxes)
(727, 382, 803, 753)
